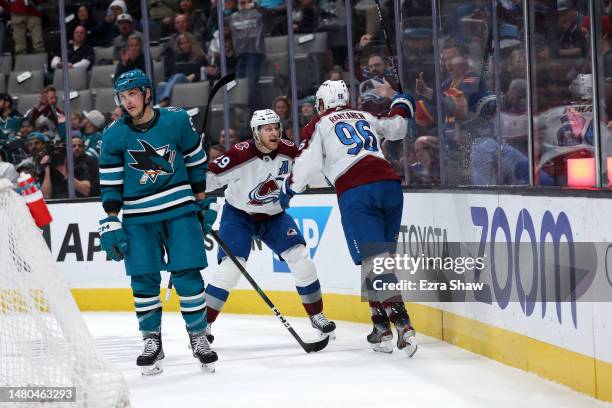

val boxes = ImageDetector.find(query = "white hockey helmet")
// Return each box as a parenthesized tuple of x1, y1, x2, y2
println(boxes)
(315, 80, 349, 113)
(250, 109, 282, 138)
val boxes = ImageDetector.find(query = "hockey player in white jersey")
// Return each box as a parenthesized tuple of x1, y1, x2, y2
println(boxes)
(279, 80, 418, 356)
(204, 109, 336, 341)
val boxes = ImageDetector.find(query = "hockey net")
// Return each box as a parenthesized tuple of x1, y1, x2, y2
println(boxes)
(0, 179, 130, 407)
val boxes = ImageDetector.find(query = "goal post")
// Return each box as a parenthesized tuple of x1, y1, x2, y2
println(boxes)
(0, 179, 130, 407)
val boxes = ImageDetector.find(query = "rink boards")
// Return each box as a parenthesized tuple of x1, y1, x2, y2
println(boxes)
(46, 192, 612, 402)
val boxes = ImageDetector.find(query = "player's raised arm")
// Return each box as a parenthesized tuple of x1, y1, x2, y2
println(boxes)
(372, 93, 416, 142)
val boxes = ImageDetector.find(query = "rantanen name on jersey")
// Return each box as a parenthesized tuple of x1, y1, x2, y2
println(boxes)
(328, 111, 368, 124)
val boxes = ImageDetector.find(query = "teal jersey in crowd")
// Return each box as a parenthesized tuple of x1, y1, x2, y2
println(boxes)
(99, 107, 207, 225)
(0, 115, 21, 139)
(82, 131, 103, 159)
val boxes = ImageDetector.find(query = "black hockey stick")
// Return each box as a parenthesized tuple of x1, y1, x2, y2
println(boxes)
(374, 0, 403, 93)
(210, 230, 330, 353)
(201, 73, 236, 134)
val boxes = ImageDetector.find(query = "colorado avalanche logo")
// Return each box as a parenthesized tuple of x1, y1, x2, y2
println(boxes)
(248, 173, 281, 206)
(128, 140, 176, 184)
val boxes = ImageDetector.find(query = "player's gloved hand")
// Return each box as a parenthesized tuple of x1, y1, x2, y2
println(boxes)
(279, 178, 296, 210)
(196, 197, 217, 234)
(391, 92, 416, 119)
(98, 215, 128, 261)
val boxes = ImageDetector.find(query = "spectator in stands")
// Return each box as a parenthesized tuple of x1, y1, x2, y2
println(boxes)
(0, 0, 8, 53)
(409, 135, 439, 185)
(208, 143, 225, 161)
(17, 119, 34, 140)
(272, 96, 291, 132)
(292, 0, 319, 33)
(110, 106, 123, 122)
(0, 94, 22, 140)
(16, 131, 47, 179)
(157, 32, 208, 106)
(115, 35, 147, 78)
(415, 39, 479, 131)
(415, 38, 479, 184)
(358, 53, 395, 114)
(552, 0, 587, 59)
(7, 0, 45, 54)
(148, 0, 179, 37)
(230, 0, 265, 108)
(218, 127, 239, 146)
(2, 119, 32, 165)
(401, 27, 434, 93)
(71, 135, 99, 196)
(207, 0, 237, 39)
(57, 111, 83, 139)
(299, 96, 315, 126)
(67, 5, 97, 41)
(40, 141, 92, 199)
(162, 14, 204, 69)
(179, 0, 209, 41)
(27, 87, 65, 131)
(328, 65, 343, 81)
(80, 110, 105, 159)
(51, 25, 95, 71)
(96, 0, 126, 47)
(112, 13, 142, 62)
(602, 15, 612, 78)
(208, 24, 237, 76)
(256, 0, 286, 35)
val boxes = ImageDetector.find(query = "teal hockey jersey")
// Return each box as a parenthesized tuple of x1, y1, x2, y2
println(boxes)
(99, 107, 207, 224)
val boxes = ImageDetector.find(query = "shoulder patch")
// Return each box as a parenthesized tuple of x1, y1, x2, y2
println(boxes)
(208, 140, 257, 174)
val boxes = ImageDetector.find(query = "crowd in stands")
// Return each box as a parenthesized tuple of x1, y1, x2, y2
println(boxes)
(1, 0, 611, 195)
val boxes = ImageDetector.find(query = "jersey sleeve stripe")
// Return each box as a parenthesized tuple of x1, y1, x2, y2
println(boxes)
(122, 196, 195, 214)
(183, 142, 202, 158)
(100, 179, 124, 186)
(185, 156, 207, 167)
(99, 167, 124, 174)
(123, 184, 192, 205)
(123, 181, 189, 201)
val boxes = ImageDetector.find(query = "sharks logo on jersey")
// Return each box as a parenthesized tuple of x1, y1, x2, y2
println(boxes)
(247, 173, 283, 206)
(128, 139, 177, 184)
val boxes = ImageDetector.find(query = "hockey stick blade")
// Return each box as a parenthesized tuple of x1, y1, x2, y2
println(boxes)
(210, 230, 330, 353)
(303, 333, 330, 353)
(202, 73, 236, 134)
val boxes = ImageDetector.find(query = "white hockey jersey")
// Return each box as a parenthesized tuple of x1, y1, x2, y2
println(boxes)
(206, 139, 298, 216)
(289, 105, 409, 196)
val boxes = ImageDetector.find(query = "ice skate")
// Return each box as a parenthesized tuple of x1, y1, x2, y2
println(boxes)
(310, 312, 336, 340)
(389, 303, 418, 357)
(367, 322, 394, 353)
(395, 322, 418, 357)
(189, 331, 218, 373)
(137, 332, 165, 376)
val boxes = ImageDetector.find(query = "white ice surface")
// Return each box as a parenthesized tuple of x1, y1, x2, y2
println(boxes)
(84, 312, 610, 408)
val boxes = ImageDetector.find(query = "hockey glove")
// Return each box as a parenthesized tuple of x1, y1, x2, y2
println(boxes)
(391, 93, 416, 119)
(197, 197, 217, 234)
(279, 178, 296, 210)
(98, 215, 128, 261)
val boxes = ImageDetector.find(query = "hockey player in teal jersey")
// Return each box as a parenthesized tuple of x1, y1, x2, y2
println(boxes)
(97, 69, 218, 374)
